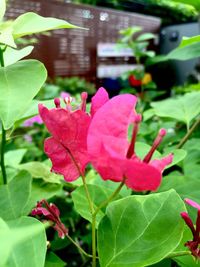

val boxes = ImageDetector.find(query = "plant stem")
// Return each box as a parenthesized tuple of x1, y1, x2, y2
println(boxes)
(64, 146, 95, 265)
(1, 125, 7, 184)
(176, 117, 200, 149)
(90, 179, 125, 267)
(93, 179, 125, 217)
(166, 251, 191, 258)
(0, 47, 7, 184)
(91, 215, 96, 267)
(67, 234, 93, 258)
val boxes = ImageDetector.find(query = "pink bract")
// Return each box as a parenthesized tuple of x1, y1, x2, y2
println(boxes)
(39, 87, 109, 182)
(87, 93, 173, 191)
(181, 198, 200, 259)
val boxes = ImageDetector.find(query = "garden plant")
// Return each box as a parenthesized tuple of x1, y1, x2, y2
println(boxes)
(1, 1, 200, 267)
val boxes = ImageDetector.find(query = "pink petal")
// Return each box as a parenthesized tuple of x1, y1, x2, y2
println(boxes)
(50, 203, 60, 217)
(150, 153, 173, 172)
(44, 137, 88, 181)
(125, 160, 162, 191)
(88, 94, 138, 159)
(91, 144, 126, 182)
(185, 199, 200, 210)
(90, 87, 109, 117)
(31, 207, 50, 217)
(39, 105, 91, 149)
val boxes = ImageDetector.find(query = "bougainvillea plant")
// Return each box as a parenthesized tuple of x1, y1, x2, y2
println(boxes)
(1, 1, 200, 266)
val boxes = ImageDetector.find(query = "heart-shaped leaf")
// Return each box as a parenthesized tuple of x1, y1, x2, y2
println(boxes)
(0, 59, 47, 129)
(98, 189, 185, 267)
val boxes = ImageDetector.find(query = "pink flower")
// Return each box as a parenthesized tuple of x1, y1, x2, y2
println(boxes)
(181, 198, 200, 259)
(32, 199, 68, 239)
(23, 115, 43, 127)
(39, 87, 109, 182)
(87, 93, 173, 191)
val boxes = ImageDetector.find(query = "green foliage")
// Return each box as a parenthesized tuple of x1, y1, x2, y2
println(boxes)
(0, 171, 32, 220)
(98, 190, 185, 267)
(0, 60, 47, 129)
(151, 92, 200, 128)
(2, 216, 47, 267)
(0, 0, 6, 21)
(72, 183, 126, 226)
(12, 12, 80, 39)
(147, 35, 200, 65)
(3, 46, 34, 66)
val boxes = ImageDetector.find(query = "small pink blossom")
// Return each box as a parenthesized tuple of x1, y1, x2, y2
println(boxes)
(181, 198, 200, 259)
(32, 199, 68, 239)
(23, 115, 43, 127)
(87, 93, 173, 191)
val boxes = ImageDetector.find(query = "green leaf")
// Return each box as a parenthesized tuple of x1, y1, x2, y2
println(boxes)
(136, 33, 155, 42)
(12, 12, 80, 39)
(147, 40, 200, 65)
(72, 184, 124, 226)
(5, 149, 27, 167)
(98, 189, 185, 267)
(0, 0, 6, 21)
(135, 142, 161, 159)
(3, 46, 34, 66)
(0, 217, 10, 265)
(4, 216, 46, 267)
(179, 35, 200, 48)
(45, 252, 66, 267)
(23, 179, 62, 214)
(151, 92, 200, 127)
(0, 59, 47, 129)
(158, 174, 200, 204)
(18, 161, 62, 184)
(16, 99, 57, 124)
(164, 149, 187, 169)
(0, 170, 32, 220)
(0, 27, 16, 48)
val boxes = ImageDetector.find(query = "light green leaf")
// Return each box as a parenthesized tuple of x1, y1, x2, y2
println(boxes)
(151, 92, 200, 127)
(136, 33, 155, 42)
(0, 217, 10, 265)
(98, 189, 185, 267)
(3, 46, 34, 66)
(135, 142, 161, 159)
(147, 40, 200, 65)
(0, 0, 6, 21)
(16, 99, 57, 124)
(180, 35, 200, 48)
(5, 149, 27, 167)
(4, 217, 46, 267)
(72, 184, 124, 226)
(0, 170, 32, 220)
(164, 149, 187, 169)
(0, 59, 47, 129)
(12, 12, 80, 39)
(23, 179, 62, 214)
(18, 161, 62, 184)
(0, 27, 16, 48)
